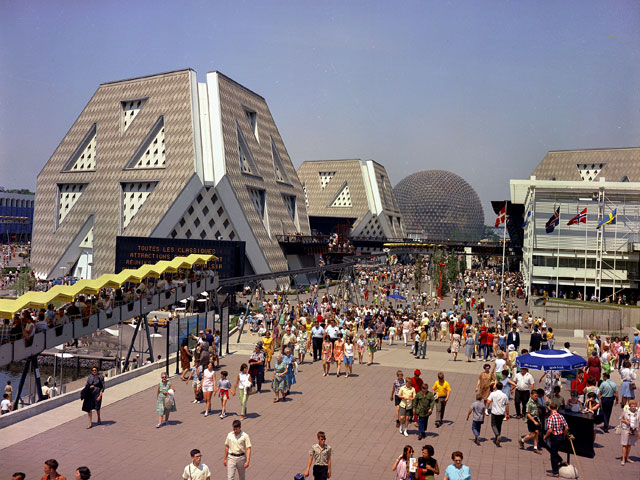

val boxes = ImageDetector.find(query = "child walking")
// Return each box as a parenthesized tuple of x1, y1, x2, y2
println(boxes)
(215, 370, 232, 418)
(466, 394, 485, 445)
(357, 334, 366, 364)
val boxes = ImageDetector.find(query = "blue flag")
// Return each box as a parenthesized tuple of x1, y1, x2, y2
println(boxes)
(545, 208, 560, 233)
(597, 209, 617, 229)
(522, 211, 531, 228)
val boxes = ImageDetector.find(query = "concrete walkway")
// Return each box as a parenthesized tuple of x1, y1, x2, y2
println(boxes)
(1, 288, 637, 479)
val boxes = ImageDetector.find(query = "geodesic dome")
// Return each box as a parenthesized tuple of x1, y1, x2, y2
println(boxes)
(393, 170, 484, 242)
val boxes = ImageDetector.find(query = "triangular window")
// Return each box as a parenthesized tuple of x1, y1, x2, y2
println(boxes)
(121, 98, 147, 132)
(577, 163, 606, 181)
(330, 182, 352, 207)
(247, 187, 266, 220)
(79, 226, 93, 248)
(319, 171, 335, 189)
(244, 107, 259, 143)
(122, 182, 157, 229)
(58, 183, 87, 225)
(125, 116, 166, 169)
(63, 124, 97, 172)
(282, 194, 296, 222)
(237, 123, 260, 176)
(271, 138, 290, 184)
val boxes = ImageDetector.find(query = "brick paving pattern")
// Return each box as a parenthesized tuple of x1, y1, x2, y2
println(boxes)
(1, 289, 639, 478)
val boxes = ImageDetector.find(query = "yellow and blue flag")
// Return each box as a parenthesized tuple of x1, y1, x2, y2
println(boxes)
(596, 209, 617, 229)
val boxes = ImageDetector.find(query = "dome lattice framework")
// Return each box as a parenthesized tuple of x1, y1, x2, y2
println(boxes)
(394, 170, 484, 242)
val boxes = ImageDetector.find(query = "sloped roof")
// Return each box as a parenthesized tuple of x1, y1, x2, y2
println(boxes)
(532, 147, 640, 182)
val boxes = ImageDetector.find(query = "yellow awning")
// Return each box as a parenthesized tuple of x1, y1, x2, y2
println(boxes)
(113, 268, 147, 284)
(64, 279, 101, 297)
(91, 273, 121, 290)
(0, 299, 18, 319)
(185, 253, 215, 265)
(153, 260, 179, 273)
(40, 285, 75, 304)
(137, 264, 162, 279)
(0, 254, 214, 318)
(14, 291, 51, 311)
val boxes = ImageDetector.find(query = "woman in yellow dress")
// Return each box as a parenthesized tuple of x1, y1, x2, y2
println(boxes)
(586, 333, 596, 358)
(262, 331, 274, 370)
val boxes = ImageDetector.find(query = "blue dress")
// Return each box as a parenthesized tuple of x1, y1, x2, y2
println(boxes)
(283, 354, 296, 387)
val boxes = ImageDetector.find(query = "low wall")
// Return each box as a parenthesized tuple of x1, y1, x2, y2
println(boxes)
(531, 302, 640, 333)
(0, 354, 176, 429)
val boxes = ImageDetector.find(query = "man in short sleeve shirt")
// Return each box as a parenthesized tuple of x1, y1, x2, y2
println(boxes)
(183, 449, 210, 480)
(304, 431, 332, 479)
(224, 420, 252, 480)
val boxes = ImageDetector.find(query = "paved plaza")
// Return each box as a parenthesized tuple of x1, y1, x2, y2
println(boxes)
(2, 318, 639, 479)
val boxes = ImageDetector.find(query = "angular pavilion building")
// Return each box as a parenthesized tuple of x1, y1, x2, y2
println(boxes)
(297, 159, 405, 241)
(510, 148, 640, 301)
(32, 69, 311, 281)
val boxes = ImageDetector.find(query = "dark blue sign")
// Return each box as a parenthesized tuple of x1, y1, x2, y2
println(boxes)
(115, 236, 245, 279)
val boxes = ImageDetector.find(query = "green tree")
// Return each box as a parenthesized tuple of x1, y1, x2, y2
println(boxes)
(14, 268, 33, 296)
(414, 255, 423, 291)
(446, 253, 459, 285)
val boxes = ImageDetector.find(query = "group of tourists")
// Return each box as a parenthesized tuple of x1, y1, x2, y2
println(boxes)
(13, 459, 92, 480)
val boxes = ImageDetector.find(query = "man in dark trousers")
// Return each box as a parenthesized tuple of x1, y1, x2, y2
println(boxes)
(311, 321, 324, 362)
(543, 403, 568, 477)
(304, 431, 331, 479)
(529, 327, 542, 352)
(507, 325, 520, 350)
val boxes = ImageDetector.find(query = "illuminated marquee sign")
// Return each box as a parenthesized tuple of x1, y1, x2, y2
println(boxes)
(115, 236, 245, 279)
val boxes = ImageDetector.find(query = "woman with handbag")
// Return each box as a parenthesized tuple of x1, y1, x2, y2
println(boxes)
(156, 372, 176, 427)
(619, 399, 639, 466)
(82, 366, 104, 429)
(232, 363, 252, 420)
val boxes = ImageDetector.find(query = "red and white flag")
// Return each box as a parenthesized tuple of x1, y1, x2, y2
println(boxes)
(494, 205, 506, 227)
(567, 208, 587, 226)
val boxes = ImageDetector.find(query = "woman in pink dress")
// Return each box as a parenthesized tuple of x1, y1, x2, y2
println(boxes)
(333, 333, 345, 377)
(321, 335, 333, 377)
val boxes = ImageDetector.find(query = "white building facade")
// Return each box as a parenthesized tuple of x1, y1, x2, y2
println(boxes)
(511, 148, 640, 301)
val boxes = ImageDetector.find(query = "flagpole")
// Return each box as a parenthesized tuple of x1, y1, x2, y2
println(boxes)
(612, 211, 618, 302)
(556, 206, 560, 298)
(500, 205, 507, 308)
(584, 209, 588, 301)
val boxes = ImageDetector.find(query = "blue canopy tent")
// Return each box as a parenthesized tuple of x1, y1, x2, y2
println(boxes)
(516, 349, 586, 371)
(387, 294, 406, 300)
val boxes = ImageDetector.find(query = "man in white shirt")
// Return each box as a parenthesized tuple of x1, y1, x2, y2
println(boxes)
(325, 320, 339, 344)
(487, 381, 510, 446)
(224, 420, 251, 480)
(513, 366, 535, 418)
(183, 448, 210, 480)
(311, 321, 325, 361)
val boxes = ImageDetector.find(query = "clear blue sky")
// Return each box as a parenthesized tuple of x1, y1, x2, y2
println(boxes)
(1, 0, 638, 222)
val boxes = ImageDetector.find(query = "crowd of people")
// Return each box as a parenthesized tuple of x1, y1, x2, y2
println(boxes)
(4, 255, 640, 478)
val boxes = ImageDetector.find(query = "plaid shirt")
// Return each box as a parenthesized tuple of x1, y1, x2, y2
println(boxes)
(546, 411, 567, 435)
